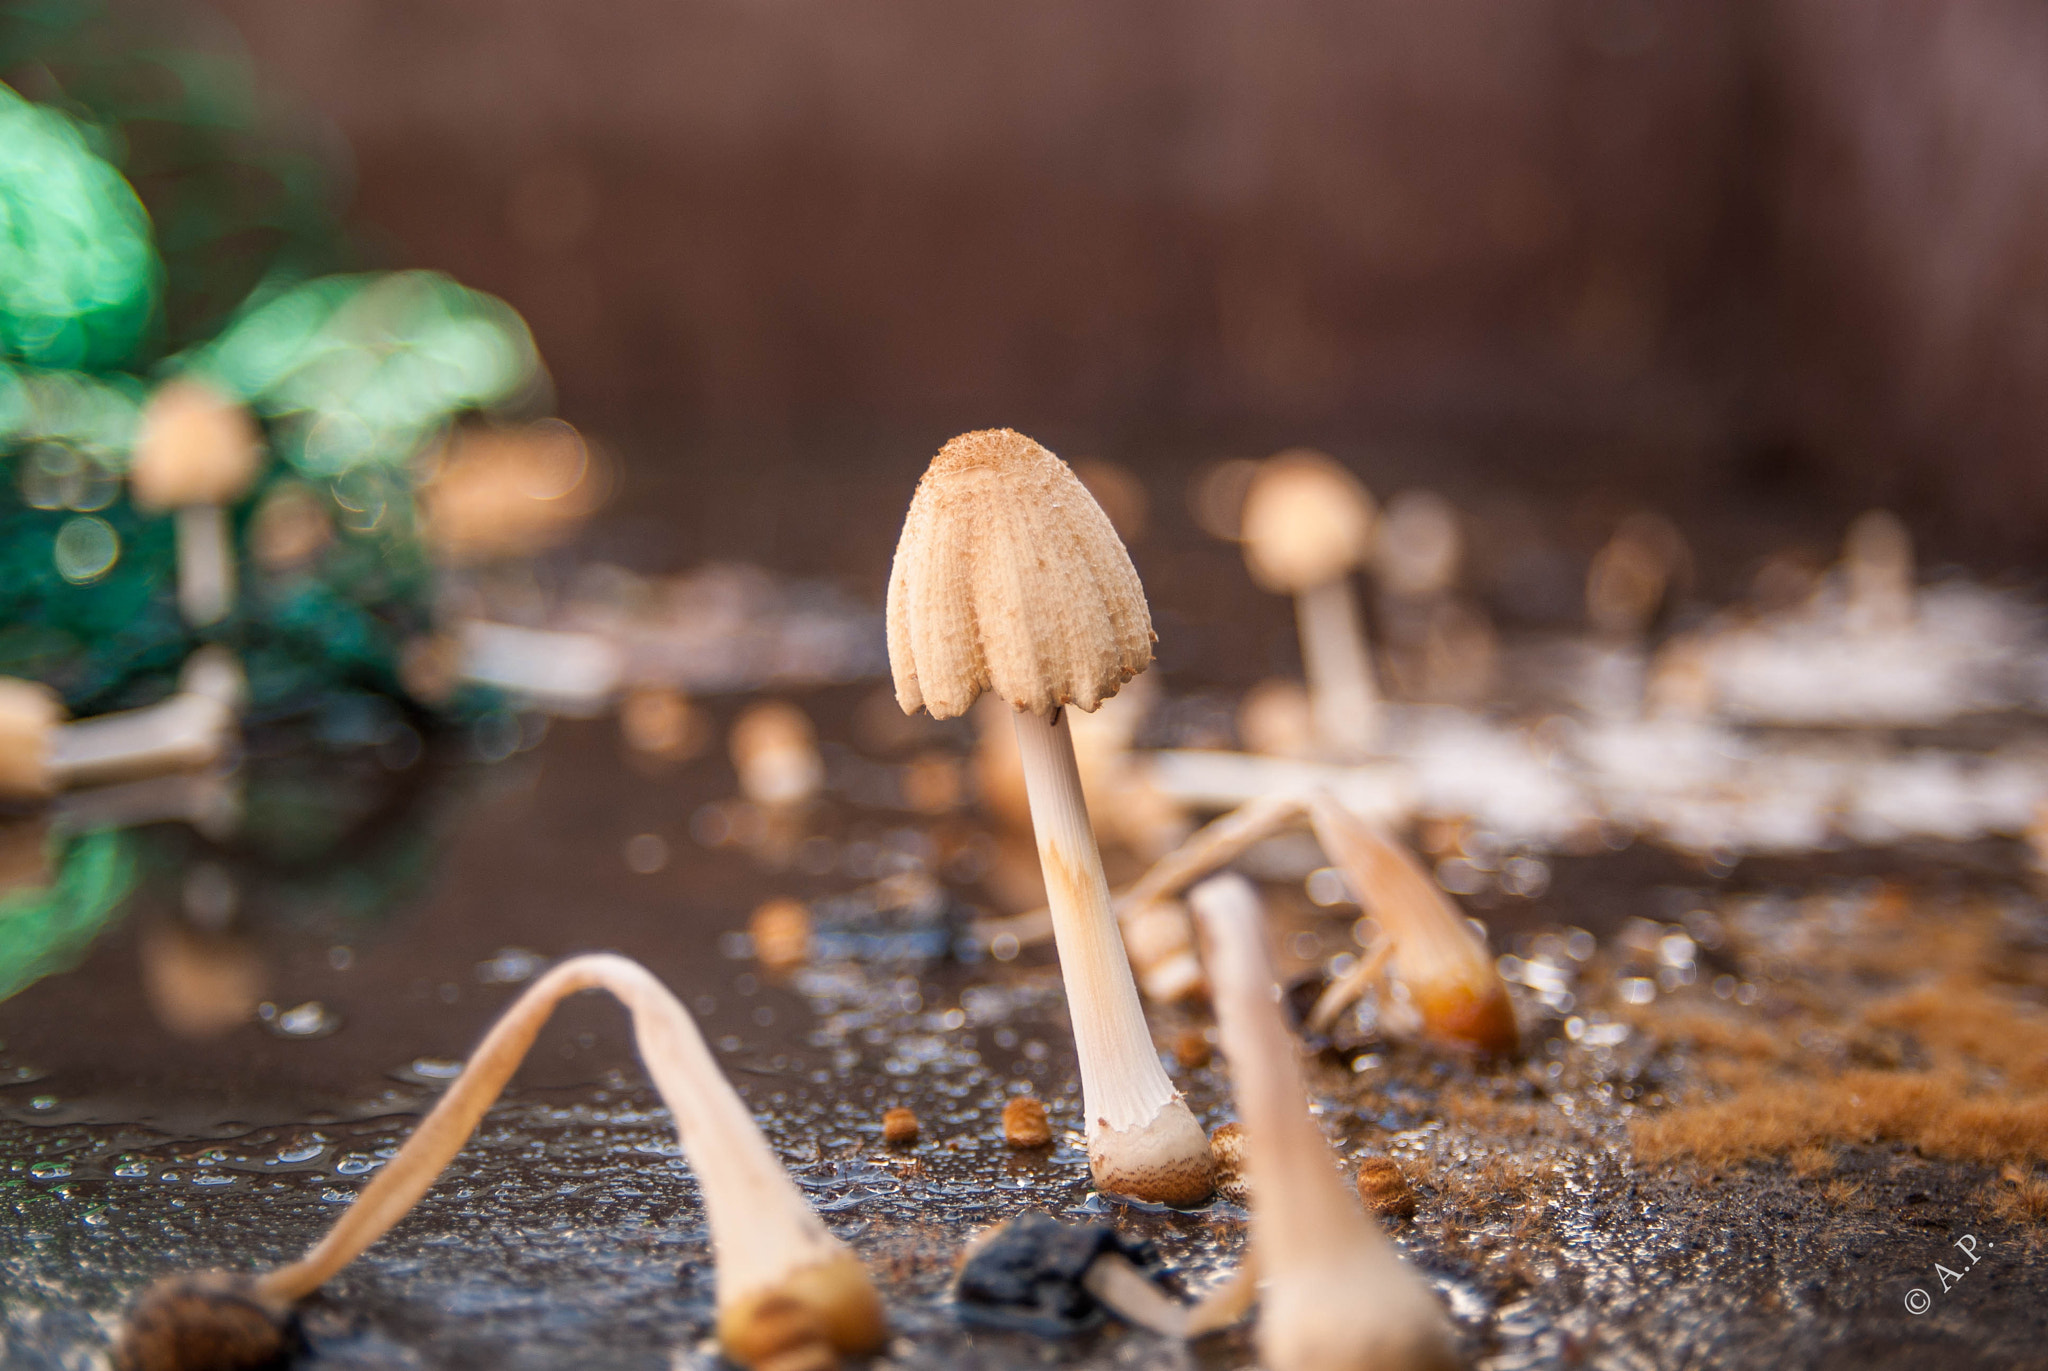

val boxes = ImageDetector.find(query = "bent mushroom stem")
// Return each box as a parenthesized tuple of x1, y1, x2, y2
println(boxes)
(1190, 874, 1459, 1371)
(1014, 707, 1212, 1203)
(1116, 792, 1310, 914)
(257, 953, 882, 1366)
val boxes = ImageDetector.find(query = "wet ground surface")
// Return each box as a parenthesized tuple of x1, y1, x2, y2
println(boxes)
(4, 438, 2048, 1369)
(2, 683, 2045, 1370)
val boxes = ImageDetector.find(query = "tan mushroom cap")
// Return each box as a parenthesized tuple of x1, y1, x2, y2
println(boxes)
(0, 678, 63, 799)
(887, 429, 1154, 720)
(1238, 448, 1375, 594)
(129, 379, 263, 511)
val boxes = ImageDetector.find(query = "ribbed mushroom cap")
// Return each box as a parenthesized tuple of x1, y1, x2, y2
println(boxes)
(887, 429, 1153, 719)
(129, 380, 262, 511)
(1239, 449, 1375, 594)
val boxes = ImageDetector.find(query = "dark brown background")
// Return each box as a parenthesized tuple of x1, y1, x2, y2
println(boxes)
(202, 0, 2048, 564)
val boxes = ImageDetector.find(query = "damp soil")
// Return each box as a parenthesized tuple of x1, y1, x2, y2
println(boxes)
(1, 692, 2043, 1371)
(3, 440, 2048, 1370)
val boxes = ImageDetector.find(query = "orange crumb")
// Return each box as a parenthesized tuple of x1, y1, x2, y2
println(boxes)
(1354, 1156, 1417, 1219)
(1001, 1096, 1051, 1148)
(1210, 1121, 1249, 1203)
(882, 1107, 920, 1147)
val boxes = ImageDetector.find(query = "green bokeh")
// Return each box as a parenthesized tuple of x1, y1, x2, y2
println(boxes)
(0, 81, 161, 370)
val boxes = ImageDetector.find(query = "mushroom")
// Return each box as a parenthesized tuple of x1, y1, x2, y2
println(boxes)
(116, 954, 884, 1371)
(887, 428, 1212, 1205)
(1189, 873, 1460, 1371)
(1238, 450, 1381, 758)
(129, 379, 263, 627)
(0, 649, 242, 802)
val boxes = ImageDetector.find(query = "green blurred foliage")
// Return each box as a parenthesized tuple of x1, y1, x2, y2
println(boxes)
(0, 827, 137, 1003)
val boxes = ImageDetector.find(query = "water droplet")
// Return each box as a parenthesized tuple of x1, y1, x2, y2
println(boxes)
(410, 1057, 465, 1081)
(28, 1095, 56, 1111)
(476, 948, 544, 984)
(320, 1188, 354, 1204)
(53, 515, 119, 584)
(334, 1155, 381, 1176)
(29, 1161, 70, 1181)
(274, 1142, 325, 1165)
(112, 1160, 149, 1178)
(267, 1002, 342, 1039)
(624, 832, 669, 874)
(192, 1173, 234, 1187)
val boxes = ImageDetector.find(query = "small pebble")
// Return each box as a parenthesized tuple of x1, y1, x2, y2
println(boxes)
(1002, 1096, 1051, 1149)
(1355, 1156, 1416, 1219)
(1171, 1027, 1211, 1071)
(1210, 1121, 1249, 1203)
(882, 1107, 921, 1147)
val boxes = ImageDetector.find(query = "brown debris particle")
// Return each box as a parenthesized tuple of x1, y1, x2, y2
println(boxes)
(1820, 1178, 1863, 1207)
(1001, 1096, 1051, 1149)
(882, 1107, 920, 1147)
(1354, 1156, 1417, 1220)
(1789, 1145, 1837, 1179)
(1989, 1165, 2048, 1224)
(1210, 1121, 1249, 1203)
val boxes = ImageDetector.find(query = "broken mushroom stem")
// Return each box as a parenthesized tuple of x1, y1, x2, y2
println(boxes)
(0, 650, 242, 802)
(117, 953, 883, 1371)
(1307, 792, 1517, 1055)
(1190, 874, 1460, 1371)
(886, 428, 1212, 1205)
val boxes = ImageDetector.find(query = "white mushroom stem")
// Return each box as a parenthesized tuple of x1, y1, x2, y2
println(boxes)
(175, 503, 235, 627)
(1013, 706, 1211, 1202)
(1081, 1253, 1192, 1337)
(1190, 874, 1459, 1371)
(1296, 575, 1381, 758)
(255, 954, 880, 1362)
(1141, 749, 1414, 820)
(46, 692, 234, 791)
(51, 770, 239, 839)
